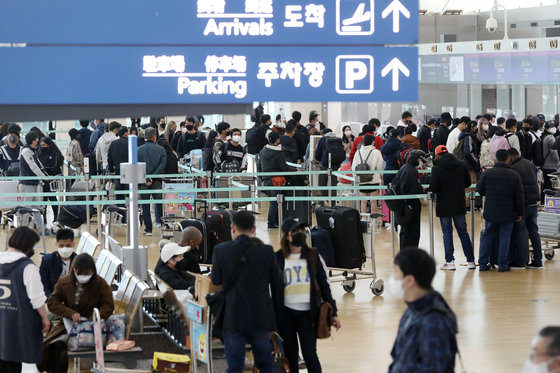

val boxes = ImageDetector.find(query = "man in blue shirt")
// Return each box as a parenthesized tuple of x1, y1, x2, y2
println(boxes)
(138, 127, 167, 235)
(388, 248, 458, 373)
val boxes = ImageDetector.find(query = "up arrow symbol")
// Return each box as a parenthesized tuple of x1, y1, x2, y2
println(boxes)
(381, 58, 410, 91)
(381, 0, 411, 33)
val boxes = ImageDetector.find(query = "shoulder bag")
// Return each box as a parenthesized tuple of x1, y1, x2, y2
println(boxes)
(308, 249, 334, 339)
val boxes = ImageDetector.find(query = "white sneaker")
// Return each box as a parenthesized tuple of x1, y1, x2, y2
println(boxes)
(467, 262, 476, 269)
(154, 223, 162, 228)
(440, 261, 456, 270)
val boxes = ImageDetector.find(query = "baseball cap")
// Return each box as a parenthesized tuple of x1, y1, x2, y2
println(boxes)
(161, 242, 189, 263)
(281, 216, 309, 233)
(435, 145, 448, 155)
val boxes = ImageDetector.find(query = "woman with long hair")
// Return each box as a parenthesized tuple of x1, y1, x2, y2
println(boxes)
(164, 120, 177, 143)
(66, 128, 83, 174)
(341, 125, 354, 160)
(275, 217, 341, 373)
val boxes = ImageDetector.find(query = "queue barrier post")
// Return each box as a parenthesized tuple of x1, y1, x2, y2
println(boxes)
(428, 191, 435, 257)
(206, 170, 213, 210)
(85, 172, 91, 233)
(470, 191, 476, 250)
(250, 183, 257, 213)
(277, 193, 285, 238)
(390, 210, 397, 259)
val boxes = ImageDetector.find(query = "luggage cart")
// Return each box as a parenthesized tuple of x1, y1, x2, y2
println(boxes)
(161, 179, 198, 239)
(309, 212, 385, 296)
(538, 172, 560, 260)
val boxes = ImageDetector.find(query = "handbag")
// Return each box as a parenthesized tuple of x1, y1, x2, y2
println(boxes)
(67, 320, 109, 351)
(252, 332, 290, 373)
(308, 248, 334, 340)
(272, 176, 286, 186)
(206, 241, 251, 331)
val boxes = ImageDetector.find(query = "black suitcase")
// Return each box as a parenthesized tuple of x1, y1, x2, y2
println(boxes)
(201, 210, 233, 243)
(315, 206, 365, 269)
(283, 189, 312, 225)
(177, 219, 214, 264)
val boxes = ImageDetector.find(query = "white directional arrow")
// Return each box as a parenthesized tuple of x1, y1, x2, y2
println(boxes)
(381, 0, 411, 33)
(381, 58, 410, 91)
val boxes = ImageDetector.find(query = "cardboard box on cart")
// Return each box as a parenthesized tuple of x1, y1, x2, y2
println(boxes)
(193, 274, 221, 323)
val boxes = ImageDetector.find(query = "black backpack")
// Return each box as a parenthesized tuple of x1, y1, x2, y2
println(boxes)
(323, 137, 346, 168)
(246, 124, 266, 155)
(532, 133, 545, 167)
(202, 146, 214, 171)
(385, 174, 404, 212)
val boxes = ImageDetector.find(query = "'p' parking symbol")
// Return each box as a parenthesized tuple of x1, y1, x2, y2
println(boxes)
(335, 55, 374, 94)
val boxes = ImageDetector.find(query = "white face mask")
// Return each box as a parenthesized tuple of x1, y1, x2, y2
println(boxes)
(482, 125, 489, 131)
(277, 121, 285, 128)
(181, 127, 187, 133)
(387, 275, 405, 299)
(75, 272, 93, 284)
(523, 359, 551, 373)
(549, 127, 557, 134)
(344, 130, 352, 137)
(232, 135, 241, 143)
(57, 247, 74, 259)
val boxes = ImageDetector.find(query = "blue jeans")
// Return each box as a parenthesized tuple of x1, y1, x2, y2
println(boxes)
(440, 215, 475, 263)
(526, 204, 542, 264)
(479, 221, 513, 269)
(223, 330, 274, 373)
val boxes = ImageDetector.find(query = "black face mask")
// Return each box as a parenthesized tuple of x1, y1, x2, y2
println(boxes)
(290, 232, 307, 247)
(186, 125, 194, 131)
(523, 127, 530, 132)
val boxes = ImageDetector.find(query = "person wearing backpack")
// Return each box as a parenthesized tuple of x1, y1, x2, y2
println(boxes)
(177, 120, 206, 160)
(446, 116, 469, 152)
(458, 121, 480, 185)
(217, 128, 247, 173)
(432, 112, 452, 148)
(395, 150, 426, 251)
(381, 129, 409, 185)
(316, 130, 346, 197)
(292, 111, 309, 162)
(542, 121, 560, 197)
(349, 120, 384, 163)
(246, 114, 270, 156)
(351, 135, 383, 213)
(518, 118, 534, 160)
(504, 118, 521, 153)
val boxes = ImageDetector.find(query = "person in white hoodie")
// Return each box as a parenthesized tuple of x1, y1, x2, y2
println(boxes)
(446, 116, 469, 153)
(351, 134, 383, 213)
(95, 121, 121, 172)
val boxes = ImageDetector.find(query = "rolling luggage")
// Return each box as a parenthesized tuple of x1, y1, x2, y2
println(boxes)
(537, 212, 560, 239)
(310, 226, 336, 267)
(315, 206, 365, 269)
(283, 189, 312, 225)
(57, 205, 96, 229)
(201, 209, 233, 243)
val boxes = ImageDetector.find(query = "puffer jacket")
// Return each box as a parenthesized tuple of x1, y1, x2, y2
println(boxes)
(259, 144, 297, 184)
(479, 139, 493, 169)
(510, 157, 540, 205)
(429, 153, 471, 217)
(477, 162, 524, 223)
(381, 138, 409, 184)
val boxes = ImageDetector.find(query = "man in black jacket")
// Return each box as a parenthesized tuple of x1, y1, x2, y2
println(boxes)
(211, 211, 283, 373)
(508, 148, 542, 268)
(292, 111, 308, 162)
(517, 118, 533, 160)
(156, 243, 195, 290)
(280, 120, 299, 164)
(107, 126, 129, 200)
(429, 146, 475, 270)
(78, 120, 92, 157)
(395, 150, 426, 251)
(417, 119, 435, 153)
(432, 112, 452, 148)
(477, 149, 525, 272)
(259, 131, 297, 229)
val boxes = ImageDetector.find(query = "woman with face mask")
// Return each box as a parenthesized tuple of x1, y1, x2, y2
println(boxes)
(0, 227, 50, 373)
(274, 217, 341, 373)
(38, 137, 64, 225)
(341, 125, 354, 160)
(45, 253, 114, 372)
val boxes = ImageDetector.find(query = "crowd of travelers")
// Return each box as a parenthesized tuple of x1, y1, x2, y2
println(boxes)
(1, 108, 560, 372)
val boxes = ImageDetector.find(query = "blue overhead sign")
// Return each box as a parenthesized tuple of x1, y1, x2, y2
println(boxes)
(0, 46, 417, 104)
(0, 0, 418, 45)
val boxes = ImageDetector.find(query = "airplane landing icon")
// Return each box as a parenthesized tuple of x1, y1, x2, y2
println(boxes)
(336, 0, 374, 36)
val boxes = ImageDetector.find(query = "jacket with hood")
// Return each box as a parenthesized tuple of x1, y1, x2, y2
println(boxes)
(416, 125, 431, 153)
(429, 153, 471, 217)
(510, 157, 540, 205)
(458, 131, 479, 171)
(259, 144, 297, 183)
(389, 291, 458, 373)
(88, 122, 106, 153)
(380, 137, 409, 184)
(477, 162, 524, 224)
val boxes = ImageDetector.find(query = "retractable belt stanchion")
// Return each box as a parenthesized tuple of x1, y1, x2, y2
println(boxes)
(120, 135, 147, 333)
(250, 184, 257, 212)
(470, 191, 476, 250)
(277, 193, 285, 238)
(327, 154, 333, 207)
(228, 177, 233, 210)
(206, 170, 213, 211)
(390, 210, 397, 258)
(428, 191, 435, 257)
(85, 174, 91, 233)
